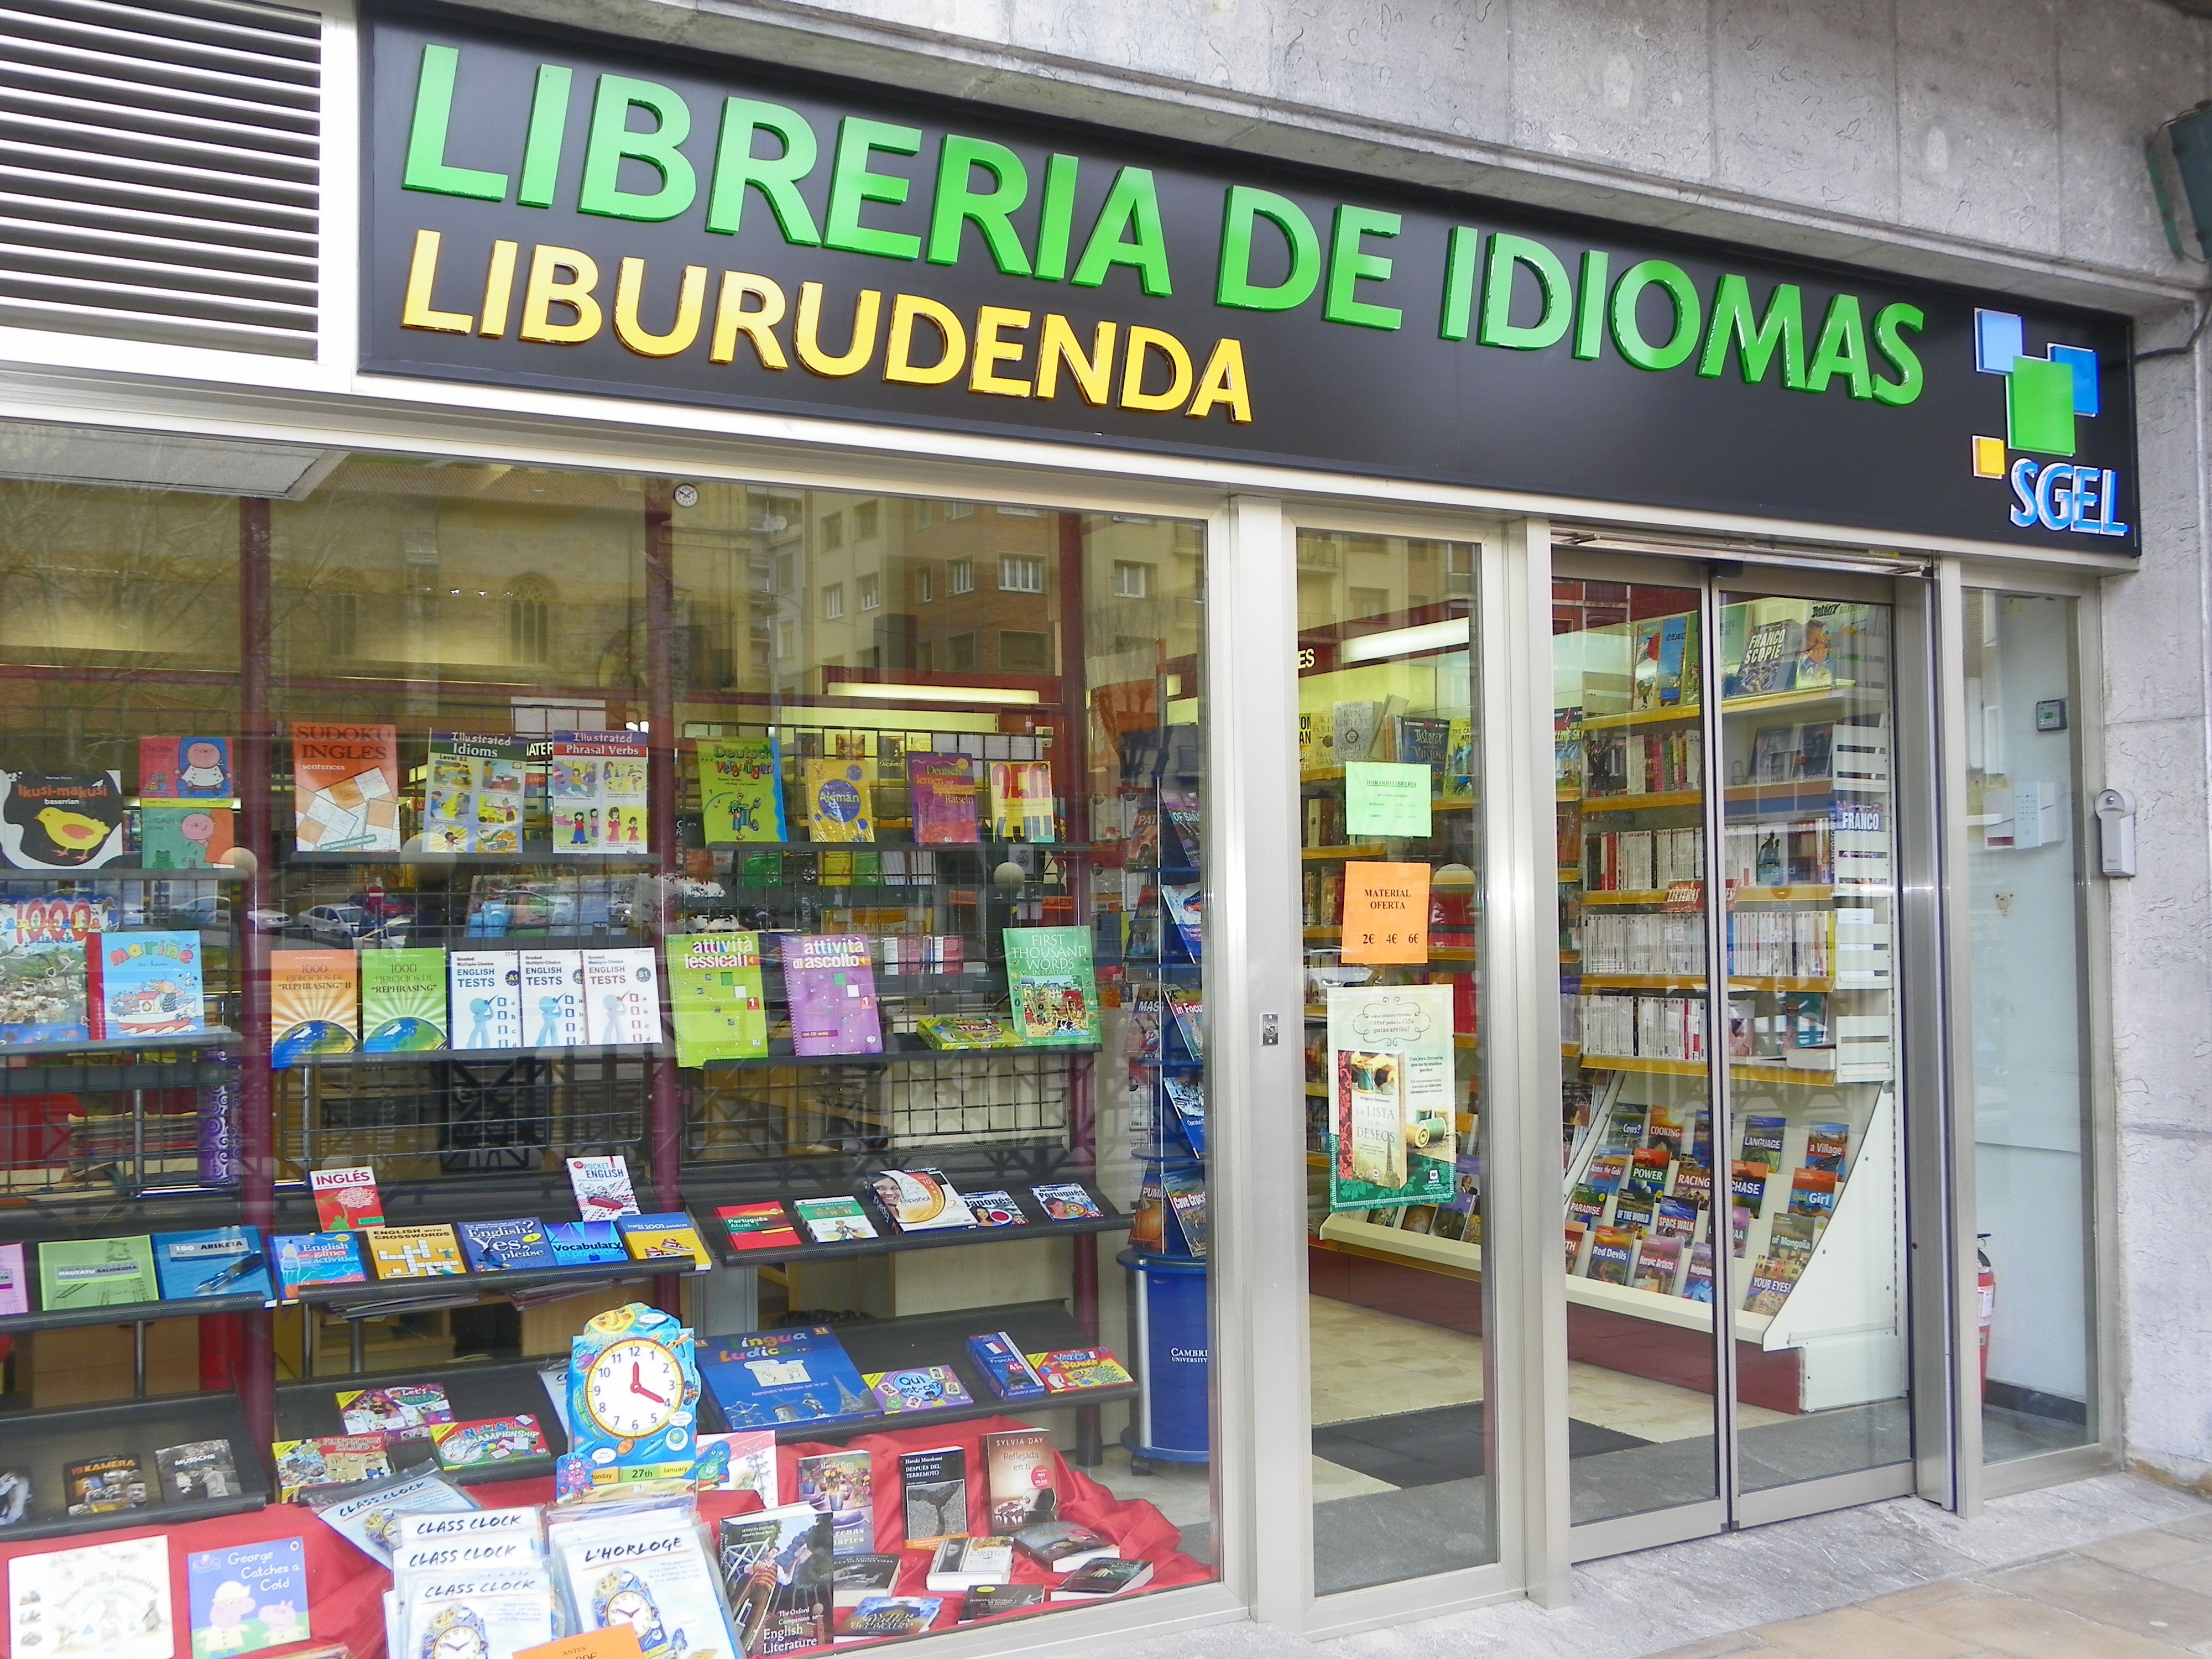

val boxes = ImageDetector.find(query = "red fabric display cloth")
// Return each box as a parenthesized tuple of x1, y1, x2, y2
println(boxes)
(0, 1416, 1207, 1658)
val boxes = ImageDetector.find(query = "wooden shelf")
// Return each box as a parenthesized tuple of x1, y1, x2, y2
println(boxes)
(1301, 844, 1389, 861)
(1581, 705, 1702, 732)
(1577, 1053, 1844, 1086)
(1581, 791, 1702, 813)
(1581, 973, 1707, 990)
(1729, 885, 1834, 903)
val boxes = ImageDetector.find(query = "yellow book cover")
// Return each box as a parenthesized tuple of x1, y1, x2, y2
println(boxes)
(269, 948, 359, 1060)
(987, 760, 1056, 842)
(618, 1214, 711, 1270)
(363, 1224, 465, 1279)
(805, 758, 874, 843)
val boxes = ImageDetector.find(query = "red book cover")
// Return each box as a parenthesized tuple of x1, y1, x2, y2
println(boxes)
(718, 1202, 801, 1252)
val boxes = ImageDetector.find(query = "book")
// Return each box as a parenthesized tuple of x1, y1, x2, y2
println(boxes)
(961, 1583, 1047, 1620)
(152, 1226, 273, 1301)
(544, 1220, 628, 1264)
(830, 1555, 900, 1610)
(311, 1165, 384, 1230)
(793, 1195, 878, 1243)
(926, 1537, 1011, 1592)
(1030, 1348, 1135, 1392)
(718, 1504, 835, 1656)
(458, 1218, 558, 1272)
(567, 1154, 641, 1219)
(987, 759, 1055, 841)
(1733, 619, 1799, 697)
(805, 757, 875, 843)
(186, 1537, 307, 1659)
(273, 1232, 368, 1300)
(1162, 1075, 1208, 1155)
(551, 1506, 737, 1659)
(982, 1427, 1057, 1530)
(961, 1190, 1027, 1228)
(428, 1415, 547, 1469)
(1788, 1167, 1840, 1217)
(854, 1364, 973, 1420)
(39, 1234, 156, 1307)
(694, 1429, 778, 1505)
(421, 732, 527, 855)
(1130, 1170, 1165, 1252)
(337, 1383, 453, 1441)
(698, 735, 787, 844)
(1331, 700, 1381, 764)
(87, 930, 206, 1039)
(292, 723, 400, 853)
(140, 804, 235, 870)
(1394, 715, 1452, 771)
(1804, 1120, 1851, 1173)
(1739, 1114, 1788, 1171)
(272, 1435, 390, 1501)
(1796, 605, 1838, 691)
(1053, 1558, 1154, 1600)
(864, 1167, 978, 1233)
(1160, 881, 1203, 960)
(665, 932, 769, 1065)
(699, 1326, 880, 1430)
(157, 1439, 242, 1500)
(396, 1565, 557, 1659)
(359, 948, 450, 1051)
(1031, 1182, 1104, 1221)
(836, 1596, 945, 1641)
(549, 730, 649, 853)
(782, 935, 883, 1056)
(618, 1211, 711, 1269)
(140, 735, 232, 803)
(269, 950, 359, 1063)
(915, 1014, 1021, 1050)
(0, 769, 125, 869)
(581, 947, 662, 1045)
(1585, 1226, 1634, 1285)
(1010, 1521, 1115, 1573)
(1003, 925, 1101, 1046)
(1166, 985, 1204, 1060)
(1630, 1235, 1682, 1294)
(908, 753, 982, 844)
(306, 1463, 474, 1566)
(449, 950, 524, 1050)
(796, 1450, 874, 1556)
(0, 919, 90, 1045)
(363, 1224, 466, 1279)
(518, 950, 586, 1048)
(10, 1536, 173, 1659)
(0, 1243, 23, 1317)
(899, 1446, 967, 1547)
(65, 1454, 148, 1515)
(1161, 1170, 1208, 1257)
(720, 1201, 802, 1251)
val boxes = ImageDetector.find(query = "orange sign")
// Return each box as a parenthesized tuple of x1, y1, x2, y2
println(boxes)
(516, 1630, 646, 1659)
(1340, 862, 1432, 964)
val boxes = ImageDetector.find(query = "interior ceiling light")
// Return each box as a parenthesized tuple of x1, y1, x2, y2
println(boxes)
(1341, 619, 1472, 664)
(0, 423, 340, 499)
(829, 682, 1043, 706)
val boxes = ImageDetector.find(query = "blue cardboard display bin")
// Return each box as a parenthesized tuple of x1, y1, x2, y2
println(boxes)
(1119, 1248, 1210, 1467)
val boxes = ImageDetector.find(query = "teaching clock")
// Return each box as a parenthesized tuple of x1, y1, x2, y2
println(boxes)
(565, 1302, 701, 1482)
(584, 1336, 686, 1439)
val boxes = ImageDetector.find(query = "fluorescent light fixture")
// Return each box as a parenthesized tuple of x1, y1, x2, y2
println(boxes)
(0, 423, 341, 498)
(830, 682, 1043, 706)
(1340, 619, 1471, 664)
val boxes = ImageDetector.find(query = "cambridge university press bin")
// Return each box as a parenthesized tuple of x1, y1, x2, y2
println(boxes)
(1118, 1249, 1209, 1469)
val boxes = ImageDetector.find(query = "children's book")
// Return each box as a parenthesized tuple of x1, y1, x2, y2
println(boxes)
(986, 760, 1055, 842)
(864, 1168, 977, 1233)
(449, 951, 524, 1050)
(11, 1535, 173, 1659)
(981, 1427, 1057, 1530)
(518, 950, 586, 1048)
(270, 950, 359, 1065)
(796, 1450, 875, 1556)
(273, 1233, 367, 1300)
(549, 730, 649, 853)
(581, 947, 662, 1045)
(0, 769, 125, 869)
(961, 1190, 1027, 1228)
(698, 1326, 881, 1430)
(140, 735, 232, 803)
(0, 907, 92, 1044)
(719, 1202, 802, 1251)
(87, 930, 206, 1039)
(423, 732, 528, 854)
(908, 753, 982, 844)
(291, 724, 400, 853)
(272, 1435, 390, 1501)
(805, 758, 875, 843)
(152, 1227, 272, 1301)
(967, 1333, 1047, 1403)
(782, 935, 883, 1056)
(864, 1366, 974, 1415)
(618, 1212, 711, 1269)
(1032, 1183, 1104, 1221)
(665, 932, 768, 1066)
(693, 1428, 777, 1506)
(1160, 1171, 1208, 1258)
(551, 1507, 737, 1659)
(142, 804, 235, 869)
(363, 1224, 466, 1279)
(544, 1220, 628, 1264)
(457, 1218, 557, 1272)
(898, 1447, 967, 1548)
(915, 1014, 1021, 1050)
(336, 1384, 453, 1442)
(1162, 1075, 1207, 1155)
(793, 1196, 878, 1243)
(311, 1165, 384, 1230)
(359, 948, 449, 1051)
(698, 735, 787, 845)
(1003, 926, 1100, 1046)
(427, 1416, 547, 1470)
(40, 1234, 156, 1307)
(566, 1154, 640, 1218)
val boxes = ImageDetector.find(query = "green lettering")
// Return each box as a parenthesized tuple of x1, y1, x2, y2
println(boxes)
(927, 135, 1030, 275)
(1217, 186, 1320, 312)
(1696, 274, 1806, 387)
(706, 98, 821, 244)
(1872, 302, 1924, 407)
(1807, 294, 1874, 398)
(516, 64, 571, 208)
(1439, 227, 1480, 341)
(1477, 233, 1571, 351)
(1573, 250, 1610, 360)
(1608, 260, 1701, 372)
(1322, 205, 1401, 330)
(1034, 154, 1079, 283)
(403, 43, 507, 201)
(1071, 166, 1171, 296)
(577, 75, 696, 223)
(823, 117, 922, 260)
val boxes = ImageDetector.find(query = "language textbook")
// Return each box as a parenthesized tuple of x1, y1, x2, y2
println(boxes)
(908, 753, 982, 844)
(186, 1537, 307, 1659)
(865, 1168, 977, 1233)
(698, 735, 787, 844)
(782, 935, 883, 1056)
(865, 1366, 974, 1415)
(549, 730, 649, 853)
(423, 732, 528, 854)
(545, 1221, 628, 1264)
(152, 1227, 272, 1301)
(719, 1202, 802, 1252)
(553, 1503, 740, 1659)
(566, 1154, 640, 1218)
(1003, 926, 1100, 1046)
(291, 723, 400, 853)
(311, 1165, 384, 1230)
(518, 950, 586, 1048)
(699, 1326, 880, 1430)
(666, 932, 769, 1065)
(269, 950, 359, 1064)
(619, 1212, 712, 1269)
(582, 947, 662, 1045)
(449, 951, 524, 1050)
(87, 930, 206, 1039)
(39, 1234, 157, 1308)
(359, 948, 448, 1051)
(363, 1224, 466, 1279)
(805, 757, 875, 843)
(0, 769, 125, 869)
(457, 1218, 558, 1272)
(273, 1233, 367, 1300)
(793, 1196, 878, 1242)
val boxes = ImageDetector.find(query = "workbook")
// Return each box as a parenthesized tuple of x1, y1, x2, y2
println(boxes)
(908, 753, 982, 844)
(424, 732, 527, 854)
(269, 950, 359, 1063)
(359, 948, 449, 1051)
(518, 950, 586, 1048)
(665, 932, 768, 1064)
(581, 947, 662, 1045)
(805, 757, 875, 843)
(39, 1235, 156, 1307)
(782, 935, 882, 1056)
(292, 723, 400, 854)
(698, 735, 787, 844)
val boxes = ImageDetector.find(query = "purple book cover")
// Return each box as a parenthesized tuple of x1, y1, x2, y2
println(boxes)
(782, 935, 884, 1056)
(908, 754, 982, 846)
(0, 1242, 24, 1316)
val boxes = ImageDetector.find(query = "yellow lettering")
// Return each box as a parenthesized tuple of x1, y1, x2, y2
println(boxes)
(614, 257, 707, 358)
(1120, 325, 1193, 411)
(518, 244, 603, 344)
(1187, 336, 1253, 422)
(969, 305, 1032, 398)
(883, 293, 967, 385)
(711, 272, 790, 369)
(1036, 314, 1115, 405)
(795, 280, 882, 377)
(401, 228, 473, 333)
(479, 239, 519, 338)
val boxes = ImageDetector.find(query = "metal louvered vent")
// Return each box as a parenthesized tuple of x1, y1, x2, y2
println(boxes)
(0, 0, 319, 357)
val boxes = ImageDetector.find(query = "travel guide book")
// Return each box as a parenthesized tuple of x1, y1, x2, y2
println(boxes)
(152, 1227, 272, 1301)
(666, 932, 768, 1065)
(448, 950, 524, 1050)
(87, 930, 206, 1039)
(39, 1235, 156, 1308)
(518, 950, 586, 1048)
(908, 753, 982, 844)
(698, 735, 787, 844)
(721, 1201, 803, 1251)
(805, 758, 875, 843)
(291, 723, 400, 854)
(549, 730, 649, 853)
(269, 950, 359, 1065)
(457, 1218, 558, 1272)
(1003, 926, 1100, 1046)
(581, 946, 662, 1045)
(273, 1233, 367, 1300)
(359, 948, 449, 1051)
(783, 935, 883, 1056)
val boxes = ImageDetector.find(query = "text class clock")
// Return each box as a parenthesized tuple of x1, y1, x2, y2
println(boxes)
(566, 1302, 701, 1481)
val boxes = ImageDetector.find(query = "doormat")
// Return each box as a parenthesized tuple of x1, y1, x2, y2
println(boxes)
(1313, 1402, 1649, 1489)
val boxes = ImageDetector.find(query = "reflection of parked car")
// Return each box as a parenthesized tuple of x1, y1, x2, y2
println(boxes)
(488, 885, 575, 929)
(165, 894, 288, 933)
(349, 890, 416, 926)
(296, 903, 408, 947)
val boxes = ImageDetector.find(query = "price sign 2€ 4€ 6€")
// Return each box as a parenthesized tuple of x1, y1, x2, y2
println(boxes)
(1341, 862, 1432, 965)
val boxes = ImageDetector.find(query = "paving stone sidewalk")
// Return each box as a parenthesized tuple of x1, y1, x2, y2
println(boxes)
(1655, 1511, 2212, 1659)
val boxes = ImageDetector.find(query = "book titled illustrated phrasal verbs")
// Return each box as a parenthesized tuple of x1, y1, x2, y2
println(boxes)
(782, 935, 882, 1056)
(423, 732, 527, 854)
(697, 735, 787, 844)
(1327, 985, 1457, 1214)
(292, 724, 399, 853)
(549, 730, 649, 854)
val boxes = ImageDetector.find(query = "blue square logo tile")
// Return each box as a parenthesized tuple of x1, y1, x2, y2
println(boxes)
(2048, 343, 2101, 417)
(1975, 309, 2023, 375)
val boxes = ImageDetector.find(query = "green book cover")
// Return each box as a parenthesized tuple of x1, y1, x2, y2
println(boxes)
(698, 737, 786, 845)
(665, 932, 769, 1066)
(40, 1234, 158, 1308)
(1003, 926, 1102, 1047)
(359, 948, 448, 1051)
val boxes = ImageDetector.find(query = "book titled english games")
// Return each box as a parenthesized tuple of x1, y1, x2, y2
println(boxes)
(273, 1233, 367, 1301)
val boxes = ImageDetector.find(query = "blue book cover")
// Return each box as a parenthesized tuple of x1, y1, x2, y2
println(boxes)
(273, 1232, 367, 1301)
(698, 1326, 882, 1430)
(966, 1331, 1046, 1401)
(89, 929, 207, 1039)
(152, 1227, 273, 1301)
(187, 1536, 306, 1659)
(457, 1217, 557, 1272)
(544, 1219, 627, 1264)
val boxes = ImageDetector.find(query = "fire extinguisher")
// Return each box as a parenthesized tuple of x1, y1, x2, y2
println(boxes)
(1976, 1233, 1997, 1393)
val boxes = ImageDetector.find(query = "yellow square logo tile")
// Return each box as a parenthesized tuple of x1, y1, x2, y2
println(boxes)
(1971, 435, 2007, 479)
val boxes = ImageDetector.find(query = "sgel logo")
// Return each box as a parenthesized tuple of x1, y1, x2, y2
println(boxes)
(1970, 309, 2128, 539)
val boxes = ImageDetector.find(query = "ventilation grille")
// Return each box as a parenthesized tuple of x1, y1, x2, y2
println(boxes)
(0, 0, 319, 357)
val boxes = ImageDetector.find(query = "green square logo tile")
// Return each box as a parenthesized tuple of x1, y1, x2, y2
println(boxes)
(2006, 355, 2077, 457)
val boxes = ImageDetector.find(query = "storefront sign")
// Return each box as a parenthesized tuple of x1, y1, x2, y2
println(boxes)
(361, 5, 2136, 551)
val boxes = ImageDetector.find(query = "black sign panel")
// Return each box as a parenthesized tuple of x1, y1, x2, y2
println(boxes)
(361, 4, 2137, 551)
